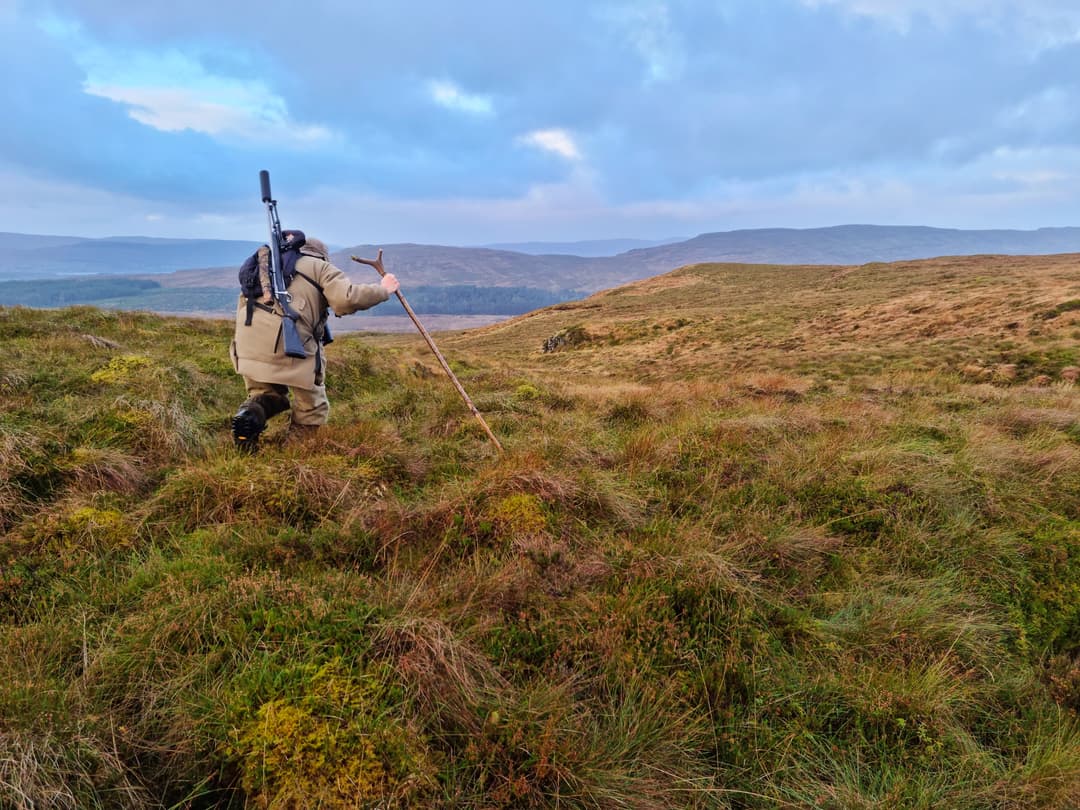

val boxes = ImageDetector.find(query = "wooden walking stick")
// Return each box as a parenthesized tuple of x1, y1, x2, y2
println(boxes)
(351, 251, 504, 453)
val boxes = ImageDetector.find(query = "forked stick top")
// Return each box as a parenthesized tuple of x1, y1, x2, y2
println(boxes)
(350, 250, 386, 277)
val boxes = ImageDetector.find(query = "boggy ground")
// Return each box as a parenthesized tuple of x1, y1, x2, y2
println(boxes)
(1, 253, 1078, 808)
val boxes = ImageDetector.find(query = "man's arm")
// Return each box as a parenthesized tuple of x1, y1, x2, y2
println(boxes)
(316, 260, 398, 315)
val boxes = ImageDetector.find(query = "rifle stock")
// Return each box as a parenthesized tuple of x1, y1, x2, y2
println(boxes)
(259, 170, 307, 359)
(278, 311, 306, 359)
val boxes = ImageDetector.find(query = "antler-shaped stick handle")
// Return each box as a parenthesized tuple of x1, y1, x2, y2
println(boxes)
(351, 253, 504, 453)
(353, 248, 387, 277)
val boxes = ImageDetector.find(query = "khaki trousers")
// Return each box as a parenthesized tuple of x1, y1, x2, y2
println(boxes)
(242, 377, 329, 426)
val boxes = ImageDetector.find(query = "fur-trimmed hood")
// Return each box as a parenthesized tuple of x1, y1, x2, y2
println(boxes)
(299, 237, 330, 261)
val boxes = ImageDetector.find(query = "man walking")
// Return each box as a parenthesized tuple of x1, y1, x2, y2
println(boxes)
(229, 235, 398, 451)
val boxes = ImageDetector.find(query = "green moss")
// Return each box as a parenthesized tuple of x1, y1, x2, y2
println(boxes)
(228, 660, 435, 809)
(486, 492, 548, 539)
(89, 354, 154, 385)
(19, 504, 137, 558)
(512, 382, 543, 402)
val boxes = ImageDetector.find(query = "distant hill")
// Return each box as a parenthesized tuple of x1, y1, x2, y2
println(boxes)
(138, 224, 1080, 297)
(0, 232, 261, 280)
(479, 237, 686, 256)
(0, 231, 88, 251)
(5, 224, 1080, 299)
(446, 251, 1080, 382)
(147, 244, 592, 293)
(619, 224, 1080, 269)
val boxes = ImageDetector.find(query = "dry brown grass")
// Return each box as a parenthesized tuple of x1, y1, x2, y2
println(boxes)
(373, 615, 509, 736)
(0, 729, 151, 810)
(59, 447, 147, 495)
(422, 253, 1080, 385)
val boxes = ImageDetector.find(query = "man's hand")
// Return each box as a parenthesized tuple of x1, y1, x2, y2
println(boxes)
(381, 273, 400, 294)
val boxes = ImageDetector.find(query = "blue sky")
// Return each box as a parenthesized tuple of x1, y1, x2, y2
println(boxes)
(3, 0, 1080, 245)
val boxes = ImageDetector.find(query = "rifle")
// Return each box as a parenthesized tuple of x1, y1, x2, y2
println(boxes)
(259, 169, 307, 359)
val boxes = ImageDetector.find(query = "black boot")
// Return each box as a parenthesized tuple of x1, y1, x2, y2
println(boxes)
(253, 388, 291, 420)
(231, 401, 267, 452)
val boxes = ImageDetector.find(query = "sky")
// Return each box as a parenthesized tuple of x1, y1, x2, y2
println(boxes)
(4, 0, 1080, 246)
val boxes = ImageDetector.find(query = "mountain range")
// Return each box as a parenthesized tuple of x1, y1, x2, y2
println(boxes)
(480, 236, 686, 256)
(0, 232, 262, 281)
(5, 225, 1080, 294)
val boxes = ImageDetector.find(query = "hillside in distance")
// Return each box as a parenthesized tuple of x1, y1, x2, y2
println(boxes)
(0, 232, 261, 280)
(618, 224, 1080, 271)
(156, 224, 1080, 294)
(443, 251, 1080, 382)
(9, 224, 1080, 295)
(1, 252, 1078, 807)
(480, 236, 686, 256)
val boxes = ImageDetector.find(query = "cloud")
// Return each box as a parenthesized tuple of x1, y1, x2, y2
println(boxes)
(0, 162, 262, 238)
(7, 138, 1080, 249)
(83, 82, 337, 148)
(517, 129, 582, 161)
(40, 13, 338, 149)
(8, 0, 1080, 243)
(428, 79, 495, 116)
(286, 143, 1080, 246)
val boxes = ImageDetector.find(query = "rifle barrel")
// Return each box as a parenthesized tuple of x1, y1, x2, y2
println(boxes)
(259, 170, 306, 359)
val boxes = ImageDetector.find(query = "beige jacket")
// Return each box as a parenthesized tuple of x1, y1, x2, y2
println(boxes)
(231, 249, 390, 389)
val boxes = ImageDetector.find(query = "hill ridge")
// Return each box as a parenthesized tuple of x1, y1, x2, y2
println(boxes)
(7, 224, 1080, 293)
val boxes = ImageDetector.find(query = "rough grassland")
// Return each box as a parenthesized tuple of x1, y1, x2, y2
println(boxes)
(1, 253, 1079, 809)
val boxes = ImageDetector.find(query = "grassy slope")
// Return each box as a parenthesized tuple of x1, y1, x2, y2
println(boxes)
(1, 253, 1078, 809)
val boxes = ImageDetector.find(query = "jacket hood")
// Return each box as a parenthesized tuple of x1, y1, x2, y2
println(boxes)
(299, 237, 330, 260)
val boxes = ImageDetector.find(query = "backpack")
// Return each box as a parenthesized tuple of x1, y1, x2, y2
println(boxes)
(238, 229, 307, 302)
(236, 229, 333, 345)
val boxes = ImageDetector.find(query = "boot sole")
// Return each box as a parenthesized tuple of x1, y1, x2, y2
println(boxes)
(231, 411, 265, 452)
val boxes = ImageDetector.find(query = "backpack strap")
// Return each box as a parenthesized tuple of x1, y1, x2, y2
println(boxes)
(290, 268, 333, 345)
(291, 268, 323, 294)
(243, 298, 274, 327)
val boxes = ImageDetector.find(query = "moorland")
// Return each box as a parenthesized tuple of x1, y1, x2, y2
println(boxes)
(1, 252, 1078, 808)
